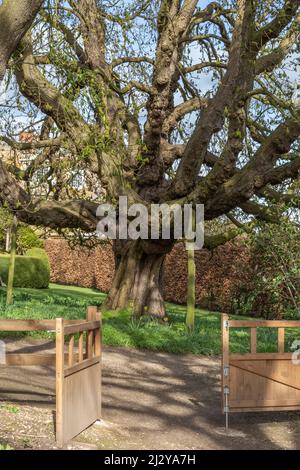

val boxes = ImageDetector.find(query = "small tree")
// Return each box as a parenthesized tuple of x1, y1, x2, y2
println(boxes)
(186, 241, 196, 333)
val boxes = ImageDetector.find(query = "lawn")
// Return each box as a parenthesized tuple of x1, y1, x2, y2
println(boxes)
(0, 284, 299, 355)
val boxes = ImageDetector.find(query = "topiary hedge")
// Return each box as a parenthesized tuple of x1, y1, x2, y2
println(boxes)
(0, 248, 50, 288)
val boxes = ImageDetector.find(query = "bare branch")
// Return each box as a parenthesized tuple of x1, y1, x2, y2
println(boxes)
(1, 136, 64, 151)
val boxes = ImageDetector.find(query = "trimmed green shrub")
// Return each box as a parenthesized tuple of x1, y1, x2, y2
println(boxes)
(0, 249, 50, 288)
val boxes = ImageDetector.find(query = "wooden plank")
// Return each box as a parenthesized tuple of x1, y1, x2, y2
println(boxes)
(228, 320, 300, 328)
(62, 363, 100, 443)
(56, 318, 65, 448)
(64, 356, 100, 378)
(229, 399, 300, 408)
(278, 328, 285, 353)
(230, 353, 293, 361)
(2, 352, 79, 367)
(87, 331, 94, 359)
(4, 353, 56, 366)
(0, 319, 86, 332)
(64, 320, 100, 336)
(230, 406, 300, 413)
(68, 336, 75, 367)
(78, 332, 84, 362)
(230, 360, 300, 391)
(251, 328, 257, 354)
(0, 320, 57, 331)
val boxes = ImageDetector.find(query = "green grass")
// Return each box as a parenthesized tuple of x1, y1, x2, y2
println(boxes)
(0, 284, 300, 355)
(0, 443, 13, 450)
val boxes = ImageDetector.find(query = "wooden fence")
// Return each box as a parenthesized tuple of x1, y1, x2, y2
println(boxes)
(0, 306, 102, 447)
(222, 314, 300, 425)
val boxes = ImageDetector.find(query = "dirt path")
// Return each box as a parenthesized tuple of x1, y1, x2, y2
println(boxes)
(1, 338, 300, 450)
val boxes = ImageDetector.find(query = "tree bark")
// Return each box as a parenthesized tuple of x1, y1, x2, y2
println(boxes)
(0, 0, 43, 81)
(104, 240, 173, 318)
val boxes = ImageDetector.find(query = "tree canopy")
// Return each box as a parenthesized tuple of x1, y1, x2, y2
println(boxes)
(0, 0, 300, 315)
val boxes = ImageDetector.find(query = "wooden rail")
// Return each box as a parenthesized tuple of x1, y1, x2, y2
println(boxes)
(228, 320, 300, 328)
(0, 319, 84, 332)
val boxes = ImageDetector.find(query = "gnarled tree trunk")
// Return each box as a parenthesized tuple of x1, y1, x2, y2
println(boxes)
(104, 239, 173, 318)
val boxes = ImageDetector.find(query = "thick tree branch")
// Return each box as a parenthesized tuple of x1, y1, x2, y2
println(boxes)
(139, 0, 198, 185)
(255, 13, 300, 75)
(14, 32, 90, 145)
(254, 0, 300, 49)
(0, 0, 43, 80)
(162, 97, 208, 134)
(170, 0, 256, 197)
(0, 159, 97, 231)
(201, 115, 300, 219)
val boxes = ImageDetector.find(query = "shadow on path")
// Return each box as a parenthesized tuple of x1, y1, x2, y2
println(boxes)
(1, 339, 300, 449)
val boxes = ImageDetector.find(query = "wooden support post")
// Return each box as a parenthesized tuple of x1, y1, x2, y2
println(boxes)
(78, 332, 84, 362)
(251, 328, 257, 354)
(86, 306, 97, 358)
(56, 318, 65, 448)
(278, 328, 285, 353)
(68, 335, 75, 367)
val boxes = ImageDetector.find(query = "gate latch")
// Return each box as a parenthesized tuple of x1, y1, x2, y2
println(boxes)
(223, 366, 229, 377)
(223, 319, 229, 329)
(224, 386, 230, 396)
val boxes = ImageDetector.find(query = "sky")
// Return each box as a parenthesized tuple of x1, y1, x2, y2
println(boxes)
(0, 1, 299, 138)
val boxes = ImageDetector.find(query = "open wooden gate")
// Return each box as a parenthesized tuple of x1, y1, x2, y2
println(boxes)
(222, 314, 300, 420)
(56, 306, 102, 446)
(0, 306, 102, 447)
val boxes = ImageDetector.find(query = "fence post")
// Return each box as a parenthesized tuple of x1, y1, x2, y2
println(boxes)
(222, 314, 230, 428)
(278, 328, 285, 353)
(95, 310, 102, 419)
(56, 318, 64, 447)
(86, 306, 97, 358)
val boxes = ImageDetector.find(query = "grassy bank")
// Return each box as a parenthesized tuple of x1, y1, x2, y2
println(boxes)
(0, 284, 299, 355)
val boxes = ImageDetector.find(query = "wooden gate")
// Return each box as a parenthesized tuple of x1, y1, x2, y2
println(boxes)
(222, 314, 300, 416)
(0, 306, 102, 447)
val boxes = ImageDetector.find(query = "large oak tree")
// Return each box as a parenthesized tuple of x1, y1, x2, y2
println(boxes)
(0, 0, 300, 317)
